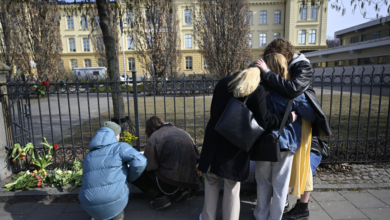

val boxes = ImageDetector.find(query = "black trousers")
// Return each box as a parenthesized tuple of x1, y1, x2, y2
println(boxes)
(132, 170, 179, 198)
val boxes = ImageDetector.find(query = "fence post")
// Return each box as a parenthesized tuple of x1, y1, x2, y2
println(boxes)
(132, 70, 141, 151)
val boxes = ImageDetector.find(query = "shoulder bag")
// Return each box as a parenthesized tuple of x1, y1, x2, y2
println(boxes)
(250, 99, 293, 162)
(214, 96, 265, 152)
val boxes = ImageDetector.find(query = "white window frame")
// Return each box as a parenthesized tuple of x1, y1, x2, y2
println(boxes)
(127, 36, 134, 50)
(70, 59, 77, 70)
(81, 16, 88, 29)
(69, 38, 76, 52)
(67, 16, 74, 29)
(185, 34, 192, 49)
(274, 33, 281, 39)
(300, 5, 307, 20)
(84, 59, 91, 67)
(247, 11, 253, 24)
(203, 57, 208, 69)
(98, 59, 105, 67)
(185, 57, 192, 70)
(83, 38, 90, 52)
(126, 11, 133, 26)
(275, 11, 281, 24)
(309, 30, 316, 44)
(259, 33, 267, 47)
(128, 58, 135, 70)
(310, 5, 318, 20)
(184, 9, 192, 25)
(260, 11, 267, 24)
(97, 37, 104, 51)
(299, 30, 306, 45)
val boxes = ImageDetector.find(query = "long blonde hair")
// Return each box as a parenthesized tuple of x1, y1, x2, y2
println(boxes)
(265, 53, 290, 80)
(228, 67, 261, 98)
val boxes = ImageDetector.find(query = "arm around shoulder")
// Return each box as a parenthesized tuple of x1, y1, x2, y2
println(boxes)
(120, 144, 147, 182)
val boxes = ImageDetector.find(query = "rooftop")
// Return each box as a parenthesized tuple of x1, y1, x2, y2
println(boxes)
(335, 16, 390, 38)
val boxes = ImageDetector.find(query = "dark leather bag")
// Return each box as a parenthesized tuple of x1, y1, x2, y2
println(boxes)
(215, 96, 265, 152)
(311, 136, 330, 159)
(250, 99, 293, 162)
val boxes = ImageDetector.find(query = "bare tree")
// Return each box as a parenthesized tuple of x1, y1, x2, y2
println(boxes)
(193, 0, 251, 77)
(0, 0, 63, 80)
(124, 0, 182, 77)
(328, 0, 390, 20)
(326, 36, 341, 48)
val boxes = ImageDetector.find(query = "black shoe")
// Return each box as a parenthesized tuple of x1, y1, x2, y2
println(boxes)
(150, 195, 171, 210)
(284, 197, 289, 211)
(172, 188, 191, 202)
(111, 210, 125, 220)
(282, 200, 309, 220)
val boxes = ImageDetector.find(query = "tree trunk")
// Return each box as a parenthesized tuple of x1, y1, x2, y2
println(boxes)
(96, 0, 125, 120)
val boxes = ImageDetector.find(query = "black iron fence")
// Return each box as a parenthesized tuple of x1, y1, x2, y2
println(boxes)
(1, 65, 390, 171)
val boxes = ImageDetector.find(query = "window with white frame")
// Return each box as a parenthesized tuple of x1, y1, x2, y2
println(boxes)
(83, 38, 90, 51)
(309, 30, 316, 44)
(259, 33, 267, 47)
(299, 30, 306, 44)
(127, 36, 134, 50)
(81, 16, 88, 29)
(126, 11, 133, 26)
(184, 10, 192, 25)
(185, 57, 192, 70)
(97, 37, 104, 51)
(275, 11, 281, 24)
(85, 59, 91, 67)
(185, 34, 192, 48)
(71, 59, 77, 70)
(247, 11, 253, 24)
(95, 16, 100, 28)
(300, 5, 307, 20)
(203, 57, 208, 69)
(128, 58, 135, 70)
(310, 5, 318, 20)
(248, 34, 252, 48)
(67, 16, 74, 29)
(98, 59, 105, 67)
(260, 11, 267, 24)
(274, 33, 281, 39)
(69, 38, 76, 52)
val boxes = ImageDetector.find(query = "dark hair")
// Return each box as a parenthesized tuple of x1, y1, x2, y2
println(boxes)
(263, 38, 295, 64)
(145, 116, 165, 138)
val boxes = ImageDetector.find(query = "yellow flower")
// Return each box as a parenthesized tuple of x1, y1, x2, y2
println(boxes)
(33, 170, 38, 174)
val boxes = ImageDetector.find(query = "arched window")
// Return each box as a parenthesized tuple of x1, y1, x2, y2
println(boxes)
(185, 34, 192, 48)
(310, 5, 318, 20)
(260, 11, 267, 24)
(184, 10, 192, 25)
(300, 5, 307, 20)
(299, 30, 306, 45)
(70, 59, 78, 70)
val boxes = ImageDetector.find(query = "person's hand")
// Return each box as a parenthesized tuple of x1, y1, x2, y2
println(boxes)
(255, 59, 268, 72)
(291, 111, 298, 123)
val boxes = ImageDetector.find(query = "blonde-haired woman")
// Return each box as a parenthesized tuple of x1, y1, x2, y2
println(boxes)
(253, 54, 317, 220)
(198, 67, 298, 220)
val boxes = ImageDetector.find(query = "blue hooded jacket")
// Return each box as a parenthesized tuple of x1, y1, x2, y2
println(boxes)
(78, 127, 147, 220)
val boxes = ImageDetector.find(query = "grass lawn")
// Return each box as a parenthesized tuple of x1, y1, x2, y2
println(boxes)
(60, 91, 390, 162)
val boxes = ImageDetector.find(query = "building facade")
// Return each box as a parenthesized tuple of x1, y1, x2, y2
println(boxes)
(58, 0, 328, 76)
(306, 17, 390, 67)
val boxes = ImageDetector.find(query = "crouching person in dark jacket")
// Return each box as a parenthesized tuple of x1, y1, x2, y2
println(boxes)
(132, 116, 200, 210)
(79, 121, 147, 220)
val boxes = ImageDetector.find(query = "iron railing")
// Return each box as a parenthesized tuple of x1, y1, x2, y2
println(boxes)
(1, 65, 390, 171)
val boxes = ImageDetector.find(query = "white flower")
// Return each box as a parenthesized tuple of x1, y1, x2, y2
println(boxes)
(46, 155, 48, 158)
(56, 170, 62, 174)
(67, 171, 72, 174)
(26, 170, 30, 175)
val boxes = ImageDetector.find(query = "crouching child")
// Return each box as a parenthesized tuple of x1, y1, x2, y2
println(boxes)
(79, 121, 147, 220)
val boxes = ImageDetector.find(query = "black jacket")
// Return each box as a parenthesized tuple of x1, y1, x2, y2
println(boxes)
(198, 73, 293, 182)
(261, 54, 331, 136)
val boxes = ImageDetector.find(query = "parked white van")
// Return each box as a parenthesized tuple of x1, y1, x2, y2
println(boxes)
(73, 67, 107, 79)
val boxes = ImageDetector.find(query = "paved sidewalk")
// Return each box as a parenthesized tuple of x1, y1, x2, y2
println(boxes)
(1, 189, 390, 220)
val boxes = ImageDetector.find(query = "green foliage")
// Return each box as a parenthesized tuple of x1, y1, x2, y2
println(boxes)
(4, 171, 42, 192)
(47, 168, 73, 191)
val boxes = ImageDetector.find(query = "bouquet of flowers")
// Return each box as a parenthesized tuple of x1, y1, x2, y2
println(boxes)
(33, 137, 58, 170)
(9, 143, 34, 164)
(33, 81, 49, 98)
(120, 132, 138, 145)
(4, 171, 44, 192)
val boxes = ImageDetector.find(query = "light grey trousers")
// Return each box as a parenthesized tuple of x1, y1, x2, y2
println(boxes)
(201, 171, 241, 220)
(253, 151, 294, 220)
